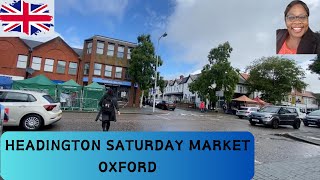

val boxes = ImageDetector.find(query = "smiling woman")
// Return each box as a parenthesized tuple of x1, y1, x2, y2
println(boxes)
(276, 0, 320, 54)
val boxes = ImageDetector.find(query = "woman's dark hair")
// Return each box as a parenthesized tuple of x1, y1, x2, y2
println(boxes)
(284, 0, 310, 17)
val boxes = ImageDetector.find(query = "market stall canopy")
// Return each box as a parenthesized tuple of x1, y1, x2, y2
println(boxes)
(232, 95, 258, 103)
(58, 79, 81, 90)
(83, 82, 105, 111)
(12, 75, 56, 97)
(253, 97, 268, 105)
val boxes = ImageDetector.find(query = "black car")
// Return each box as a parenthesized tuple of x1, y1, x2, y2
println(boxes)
(249, 106, 301, 129)
(156, 100, 176, 111)
(303, 110, 320, 127)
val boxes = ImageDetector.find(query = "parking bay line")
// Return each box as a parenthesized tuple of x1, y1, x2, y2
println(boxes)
(156, 115, 171, 120)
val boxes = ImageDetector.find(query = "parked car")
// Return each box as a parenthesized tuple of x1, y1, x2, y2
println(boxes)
(156, 100, 176, 111)
(0, 90, 62, 131)
(149, 99, 161, 106)
(302, 110, 320, 127)
(236, 107, 259, 119)
(249, 106, 301, 129)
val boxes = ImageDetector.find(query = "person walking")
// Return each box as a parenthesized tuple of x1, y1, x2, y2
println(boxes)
(200, 101, 205, 113)
(95, 89, 120, 131)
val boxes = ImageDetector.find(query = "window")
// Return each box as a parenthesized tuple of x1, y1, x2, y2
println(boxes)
(57, 60, 66, 74)
(107, 43, 115, 56)
(17, 55, 28, 68)
(44, 59, 54, 72)
(84, 63, 90, 75)
(87, 42, 92, 54)
(104, 65, 112, 77)
(127, 48, 132, 59)
(96, 41, 104, 54)
(115, 67, 122, 78)
(4, 92, 29, 102)
(117, 45, 124, 58)
(68, 62, 78, 75)
(31, 57, 42, 70)
(43, 95, 56, 103)
(94, 63, 102, 76)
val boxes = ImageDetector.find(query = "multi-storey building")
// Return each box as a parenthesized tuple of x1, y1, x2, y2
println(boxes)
(80, 35, 139, 106)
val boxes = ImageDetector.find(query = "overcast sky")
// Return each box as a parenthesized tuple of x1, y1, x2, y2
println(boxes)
(11, 0, 320, 93)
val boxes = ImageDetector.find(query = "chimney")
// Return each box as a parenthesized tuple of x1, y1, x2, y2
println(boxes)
(180, 75, 184, 79)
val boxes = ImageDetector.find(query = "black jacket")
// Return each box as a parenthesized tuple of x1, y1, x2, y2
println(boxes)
(276, 28, 320, 54)
(97, 94, 119, 122)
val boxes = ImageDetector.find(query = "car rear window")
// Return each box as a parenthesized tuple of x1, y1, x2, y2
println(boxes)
(43, 95, 56, 103)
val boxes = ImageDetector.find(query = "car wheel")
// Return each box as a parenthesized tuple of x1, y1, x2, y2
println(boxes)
(304, 122, 309, 126)
(272, 119, 279, 129)
(21, 114, 43, 131)
(172, 108, 175, 111)
(293, 120, 300, 129)
(249, 119, 256, 126)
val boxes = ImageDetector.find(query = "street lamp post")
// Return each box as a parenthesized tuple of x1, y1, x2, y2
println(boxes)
(153, 32, 167, 113)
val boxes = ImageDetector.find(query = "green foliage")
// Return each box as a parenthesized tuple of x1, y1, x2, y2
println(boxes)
(157, 76, 166, 94)
(309, 55, 320, 76)
(128, 34, 158, 92)
(189, 42, 239, 104)
(246, 56, 307, 104)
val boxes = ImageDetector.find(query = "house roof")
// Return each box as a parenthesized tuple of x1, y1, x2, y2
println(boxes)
(179, 76, 189, 84)
(21, 37, 83, 57)
(240, 73, 249, 81)
(291, 90, 316, 98)
(86, 35, 137, 46)
(21, 38, 43, 49)
(190, 74, 200, 81)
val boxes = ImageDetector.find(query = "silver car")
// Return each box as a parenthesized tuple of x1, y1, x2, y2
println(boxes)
(236, 107, 259, 119)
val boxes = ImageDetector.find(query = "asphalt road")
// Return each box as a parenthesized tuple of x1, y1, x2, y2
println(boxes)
(2, 107, 320, 179)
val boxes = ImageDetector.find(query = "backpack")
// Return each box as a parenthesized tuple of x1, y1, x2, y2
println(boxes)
(101, 98, 114, 113)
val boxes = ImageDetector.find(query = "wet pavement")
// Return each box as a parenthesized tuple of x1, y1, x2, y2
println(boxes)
(2, 106, 320, 179)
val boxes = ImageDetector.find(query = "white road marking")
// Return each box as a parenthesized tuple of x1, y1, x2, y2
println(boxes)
(255, 160, 263, 165)
(156, 115, 170, 120)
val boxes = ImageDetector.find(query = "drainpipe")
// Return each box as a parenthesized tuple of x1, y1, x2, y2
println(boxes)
(25, 48, 33, 79)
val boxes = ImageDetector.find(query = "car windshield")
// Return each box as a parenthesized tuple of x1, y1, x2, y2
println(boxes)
(259, 107, 280, 113)
(309, 110, 320, 116)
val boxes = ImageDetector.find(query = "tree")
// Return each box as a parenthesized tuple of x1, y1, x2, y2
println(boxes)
(309, 55, 320, 77)
(314, 93, 320, 109)
(189, 42, 239, 108)
(128, 34, 162, 108)
(246, 56, 307, 104)
(157, 76, 166, 98)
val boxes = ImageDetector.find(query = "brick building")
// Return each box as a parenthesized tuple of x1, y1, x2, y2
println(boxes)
(81, 35, 140, 107)
(0, 36, 141, 107)
(0, 37, 82, 82)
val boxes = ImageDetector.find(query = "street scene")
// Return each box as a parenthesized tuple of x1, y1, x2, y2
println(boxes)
(3, 105, 320, 179)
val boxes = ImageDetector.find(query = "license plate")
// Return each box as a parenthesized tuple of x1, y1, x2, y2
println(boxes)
(252, 119, 259, 122)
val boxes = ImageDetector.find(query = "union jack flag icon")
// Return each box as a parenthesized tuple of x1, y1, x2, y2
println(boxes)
(0, 0, 54, 36)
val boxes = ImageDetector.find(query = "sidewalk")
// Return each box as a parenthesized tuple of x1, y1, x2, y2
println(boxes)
(253, 156, 320, 180)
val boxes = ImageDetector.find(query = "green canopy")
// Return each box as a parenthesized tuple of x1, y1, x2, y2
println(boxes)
(83, 82, 105, 110)
(57, 79, 82, 110)
(13, 75, 56, 97)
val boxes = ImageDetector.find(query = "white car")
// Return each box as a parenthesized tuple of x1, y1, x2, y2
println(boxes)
(0, 90, 62, 130)
(236, 107, 259, 119)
